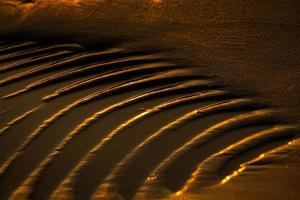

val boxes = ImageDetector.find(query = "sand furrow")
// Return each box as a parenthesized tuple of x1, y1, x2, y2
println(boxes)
(9, 80, 214, 199)
(3, 56, 169, 98)
(175, 126, 298, 195)
(0, 70, 196, 183)
(0, 41, 36, 53)
(0, 44, 81, 62)
(0, 51, 74, 74)
(91, 100, 263, 199)
(42, 69, 197, 101)
(134, 112, 282, 198)
(0, 48, 123, 85)
(0, 106, 41, 137)
(50, 90, 228, 200)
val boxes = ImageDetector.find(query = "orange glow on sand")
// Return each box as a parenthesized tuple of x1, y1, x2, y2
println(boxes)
(152, 0, 163, 5)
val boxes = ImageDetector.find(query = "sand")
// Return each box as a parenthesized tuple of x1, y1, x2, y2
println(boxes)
(0, 1, 299, 199)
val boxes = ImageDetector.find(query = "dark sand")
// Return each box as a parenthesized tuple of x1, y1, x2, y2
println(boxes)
(0, 1, 299, 199)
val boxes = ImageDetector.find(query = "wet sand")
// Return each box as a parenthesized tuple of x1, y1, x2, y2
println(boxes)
(0, 1, 299, 199)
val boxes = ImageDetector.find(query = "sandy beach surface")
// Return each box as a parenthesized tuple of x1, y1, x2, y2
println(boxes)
(0, 1, 299, 199)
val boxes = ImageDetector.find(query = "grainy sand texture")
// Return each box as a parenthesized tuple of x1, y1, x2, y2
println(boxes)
(0, 1, 299, 200)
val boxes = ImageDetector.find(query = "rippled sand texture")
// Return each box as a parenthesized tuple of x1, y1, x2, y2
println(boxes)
(0, 1, 300, 200)
(0, 39, 298, 200)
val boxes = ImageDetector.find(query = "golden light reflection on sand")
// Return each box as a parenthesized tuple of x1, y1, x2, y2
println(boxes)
(152, 0, 163, 5)
(221, 166, 246, 185)
(147, 174, 158, 181)
(175, 190, 183, 196)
